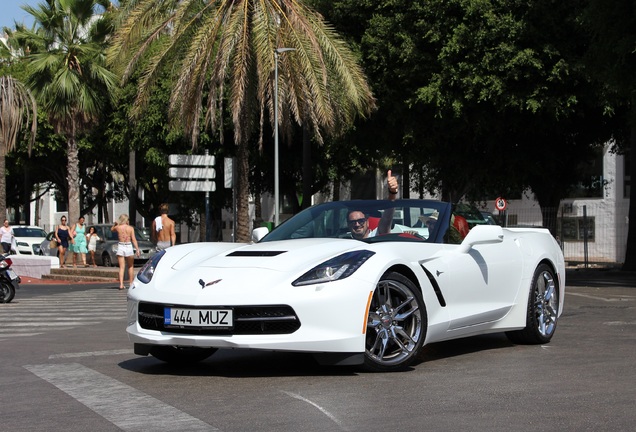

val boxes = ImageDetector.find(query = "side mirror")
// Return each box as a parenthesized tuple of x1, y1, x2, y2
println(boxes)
(252, 227, 269, 242)
(458, 225, 504, 253)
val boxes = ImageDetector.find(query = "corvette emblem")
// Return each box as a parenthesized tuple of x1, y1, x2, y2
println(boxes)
(199, 279, 222, 289)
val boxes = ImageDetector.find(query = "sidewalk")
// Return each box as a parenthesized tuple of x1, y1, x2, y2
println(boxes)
(566, 268, 636, 288)
(19, 276, 115, 285)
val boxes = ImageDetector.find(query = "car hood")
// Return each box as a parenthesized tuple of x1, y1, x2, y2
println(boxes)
(171, 238, 364, 273)
(135, 239, 376, 303)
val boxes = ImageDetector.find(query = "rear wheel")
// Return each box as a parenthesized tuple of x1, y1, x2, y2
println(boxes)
(364, 272, 426, 372)
(0, 281, 15, 303)
(506, 264, 559, 344)
(149, 346, 218, 364)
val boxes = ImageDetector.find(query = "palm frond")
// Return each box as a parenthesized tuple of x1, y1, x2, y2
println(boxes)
(0, 76, 37, 156)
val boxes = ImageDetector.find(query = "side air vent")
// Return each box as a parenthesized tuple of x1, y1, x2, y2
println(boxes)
(420, 265, 447, 307)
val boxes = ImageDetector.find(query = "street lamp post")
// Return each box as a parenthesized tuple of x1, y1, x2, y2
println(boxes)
(274, 47, 295, 227)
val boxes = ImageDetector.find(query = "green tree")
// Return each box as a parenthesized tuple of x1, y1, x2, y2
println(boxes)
(582, 0, 636, 270)
(108, 0, 375, 242)
(0, 76, 37, 221)
(14, 0, 119, 223)
(317, 0, 614, 233)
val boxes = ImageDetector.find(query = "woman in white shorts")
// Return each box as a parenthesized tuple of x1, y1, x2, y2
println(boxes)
(86, 226, 100, 267)
(111, 214, 140, 290)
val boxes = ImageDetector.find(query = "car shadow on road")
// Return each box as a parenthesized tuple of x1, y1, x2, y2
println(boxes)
(118, 349, 360, 377)
(118, 334, 516, 377)
(413, 333, 514, 366)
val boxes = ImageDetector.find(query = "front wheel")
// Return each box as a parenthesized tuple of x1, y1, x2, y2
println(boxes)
(0, 281, 16, 303)
(506, 264, 559, 344)
(364, 272, 427, 372)
(149, 346, 218, 364)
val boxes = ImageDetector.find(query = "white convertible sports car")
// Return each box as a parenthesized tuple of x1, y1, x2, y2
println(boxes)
(127, 199, 565, 372)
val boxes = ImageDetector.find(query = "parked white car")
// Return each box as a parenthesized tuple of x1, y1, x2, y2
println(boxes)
(13, 226, 48, 255)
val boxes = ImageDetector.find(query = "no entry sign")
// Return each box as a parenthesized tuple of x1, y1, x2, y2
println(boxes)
(495, 197, 508, 211)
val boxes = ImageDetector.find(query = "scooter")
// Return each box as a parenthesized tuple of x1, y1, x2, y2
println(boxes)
(0, 254, 21, 303)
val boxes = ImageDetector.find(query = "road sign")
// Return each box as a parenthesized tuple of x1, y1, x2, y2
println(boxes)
(168, 154, 215, 167)
(169, 167, 216, 179)
(169, 180, 216, 192)
(495, 197, 508, 211)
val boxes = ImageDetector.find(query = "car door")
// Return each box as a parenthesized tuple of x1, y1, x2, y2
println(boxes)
(424, 231, 523, 331)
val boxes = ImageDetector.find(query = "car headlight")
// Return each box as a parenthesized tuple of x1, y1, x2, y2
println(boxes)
(17, 241, 28, 247)
(292, 250, 375, 286)
(136, 250, 166, 284)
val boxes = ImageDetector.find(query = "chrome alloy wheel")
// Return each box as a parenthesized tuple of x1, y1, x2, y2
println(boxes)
(535, 269, 558, 338)
(365, 273, 425, 371)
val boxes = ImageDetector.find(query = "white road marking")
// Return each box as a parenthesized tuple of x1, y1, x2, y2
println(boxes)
(282, 390, 349, 431)
(0, 321, 103, 327)
(567, 292, 635, 302)
(604, 321, 636, 326)
(49, 349, 134, 359)
(24, 363, 219, 431)
(0, 287, 127, 340)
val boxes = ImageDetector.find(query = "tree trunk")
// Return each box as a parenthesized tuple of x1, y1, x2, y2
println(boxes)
(401, 158, 410, 199)
(67, 119, 80, 224)
(235, 139, 250, 242)
(0, 151, 5, 221)
(23, 167, 31, 224)
(128, 149, 137, 226)
(622, 123, 636, 270)
(301, 124, 312, 209)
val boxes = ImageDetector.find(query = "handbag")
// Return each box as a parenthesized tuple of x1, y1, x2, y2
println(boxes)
(49, 239, 58, 249)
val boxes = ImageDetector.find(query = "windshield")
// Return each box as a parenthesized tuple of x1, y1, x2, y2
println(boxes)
(13, 227, 47, 237)
(260, 199, 453, 243)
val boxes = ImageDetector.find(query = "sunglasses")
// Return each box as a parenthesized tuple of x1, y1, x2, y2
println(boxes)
(348, 218, 367, 226)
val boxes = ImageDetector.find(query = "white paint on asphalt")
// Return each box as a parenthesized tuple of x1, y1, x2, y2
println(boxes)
(24, 363, 219, 432)
(0, 287, 127, 340)
(604, 321, 636, 326)
(49, 349, 134, 359)
(281, 390, 349, 431)
(567, 292, 635, 302)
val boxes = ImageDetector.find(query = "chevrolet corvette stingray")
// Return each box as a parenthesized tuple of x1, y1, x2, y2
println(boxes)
(127, 199, 565, 372)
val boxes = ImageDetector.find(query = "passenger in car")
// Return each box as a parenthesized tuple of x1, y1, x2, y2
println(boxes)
(348, 170, 399, 240)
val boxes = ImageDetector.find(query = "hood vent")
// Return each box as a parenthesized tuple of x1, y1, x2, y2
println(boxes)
(226, 251, 286, 257)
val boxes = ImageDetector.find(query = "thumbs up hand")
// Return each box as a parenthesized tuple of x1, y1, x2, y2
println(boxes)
(387, 170, 398, 198)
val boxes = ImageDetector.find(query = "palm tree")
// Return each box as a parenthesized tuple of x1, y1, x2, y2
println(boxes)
(15, 0, 118, 223)
(0, 76, 37, 221)
(108, 0, 375, 242)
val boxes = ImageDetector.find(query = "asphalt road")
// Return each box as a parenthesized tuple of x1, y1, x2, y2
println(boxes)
(1, 276, 634, 432)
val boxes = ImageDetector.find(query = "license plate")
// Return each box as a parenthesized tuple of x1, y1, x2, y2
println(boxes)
(164, 307, 233, 328)
(6, 269, 18, 281)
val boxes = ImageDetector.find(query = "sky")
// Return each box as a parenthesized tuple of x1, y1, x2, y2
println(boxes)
(1, 0, 37, 32)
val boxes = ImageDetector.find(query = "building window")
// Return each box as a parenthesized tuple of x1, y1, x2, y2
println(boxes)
(568, 150, 604, 198)
(53, 189, 68, 212)
(559, 217, 595, 242)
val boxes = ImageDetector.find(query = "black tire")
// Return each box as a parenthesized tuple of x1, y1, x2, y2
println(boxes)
(0, 281, 15, 303)
(364, 272, 427, 372)
(149, 346, 218, 364)
(506, 263, 559, 344)
(102, 252, 113, 267)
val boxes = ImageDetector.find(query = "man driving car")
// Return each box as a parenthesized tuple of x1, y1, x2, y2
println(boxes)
(348, 170, 399, 240)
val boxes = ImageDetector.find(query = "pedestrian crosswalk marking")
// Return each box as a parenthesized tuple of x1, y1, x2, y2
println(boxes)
(25, 363, 219, 431)
(0, 288, 127, 341)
